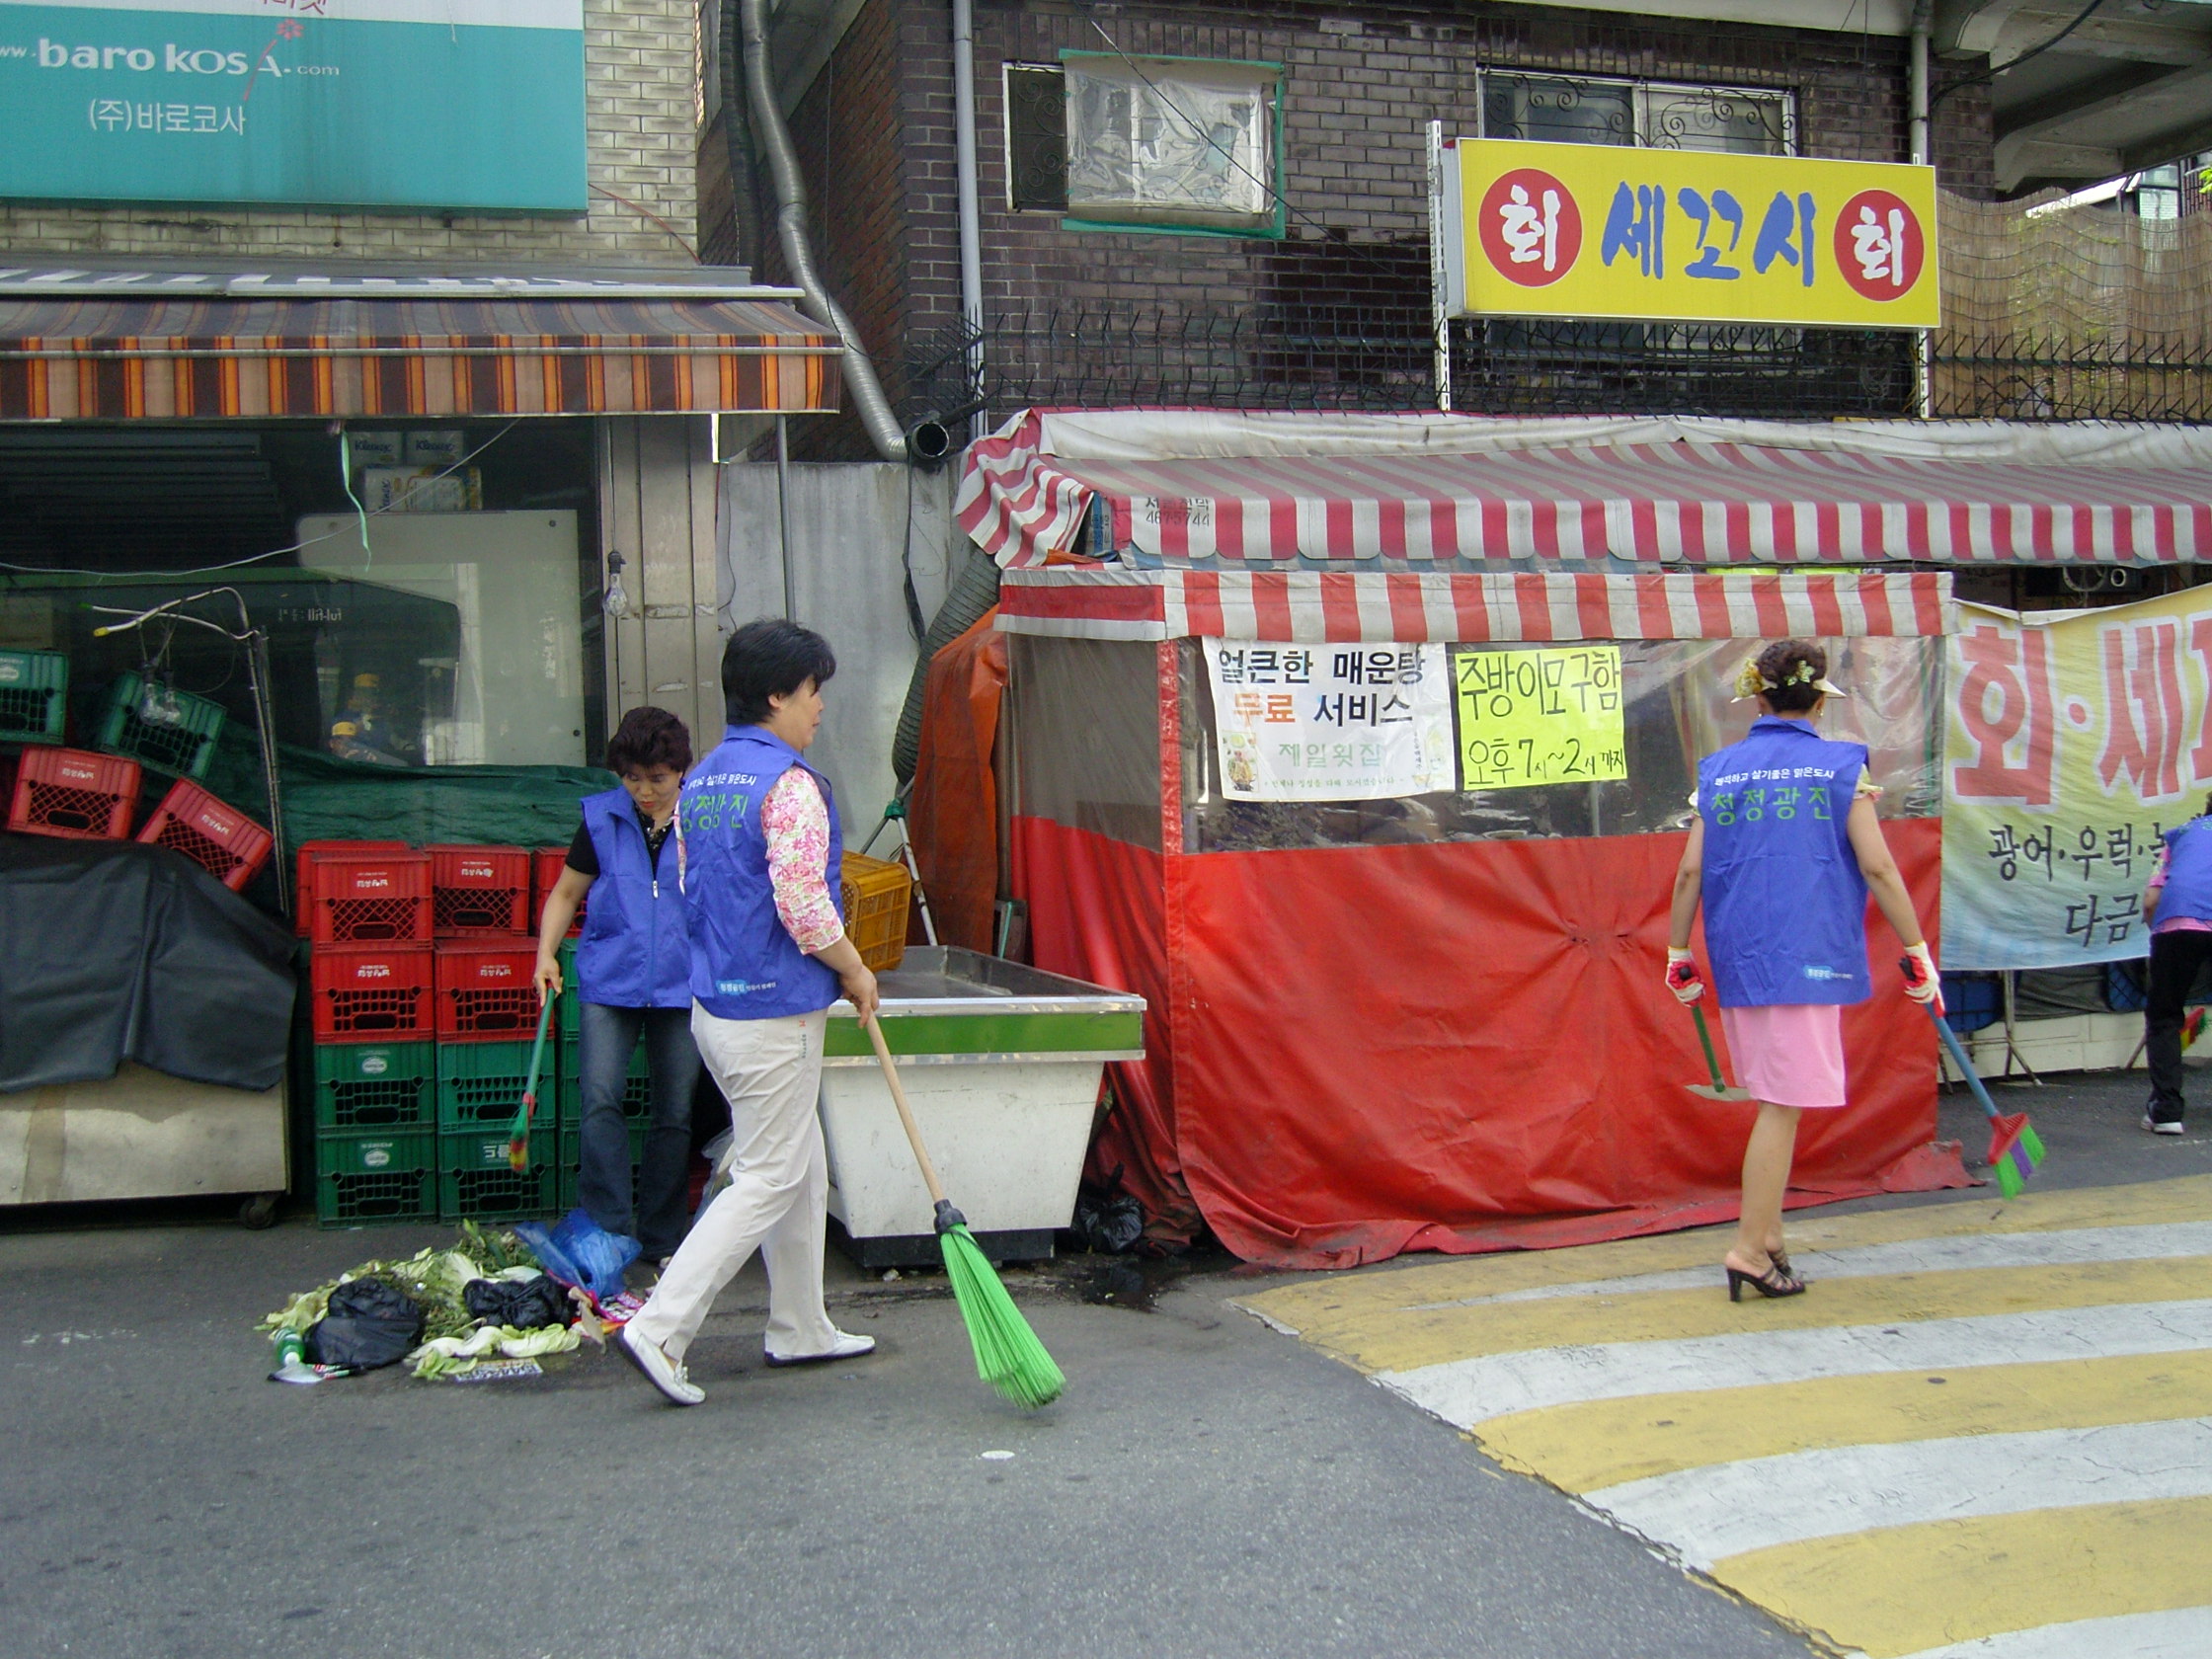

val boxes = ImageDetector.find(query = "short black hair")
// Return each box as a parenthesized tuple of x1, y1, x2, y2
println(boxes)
(604, 705, 692, 775)
(723, 617, 836, 726)
(1754, 638, 1828, 714)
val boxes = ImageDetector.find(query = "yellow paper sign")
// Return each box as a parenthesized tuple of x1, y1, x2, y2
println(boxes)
(1441, 137, 1939, 329)
(1452, 645, 1628, 791)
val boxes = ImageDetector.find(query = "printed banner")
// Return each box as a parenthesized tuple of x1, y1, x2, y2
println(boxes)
(1205, 641, 1455, 801)
(1943, 589, 2212, 970)
(1436, 136, 1938, 330)
(1451, 644, 1627, 790)
(0, 0, 586, 210)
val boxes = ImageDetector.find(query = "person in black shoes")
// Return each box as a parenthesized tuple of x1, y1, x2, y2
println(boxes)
(2140, 794, 2212, 1136)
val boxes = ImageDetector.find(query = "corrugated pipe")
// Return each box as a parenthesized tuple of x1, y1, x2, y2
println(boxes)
(736, 0, 907, 463)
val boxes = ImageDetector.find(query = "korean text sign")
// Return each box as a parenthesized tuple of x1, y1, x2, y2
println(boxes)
(1451, 645, 1628, 790)
(1204, 642, 1455, 802)
(1440, 137, 1938, 330)
(1943, 589, 2212, 971)
(0, 0, 586, 212)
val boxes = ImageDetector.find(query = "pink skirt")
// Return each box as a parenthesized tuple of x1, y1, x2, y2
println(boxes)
(1717, 1003, 1848, 1108)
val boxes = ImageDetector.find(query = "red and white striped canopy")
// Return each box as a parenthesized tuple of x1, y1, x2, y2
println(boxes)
(996, 567, 1950, 644)
(960, 425, 2212, 569)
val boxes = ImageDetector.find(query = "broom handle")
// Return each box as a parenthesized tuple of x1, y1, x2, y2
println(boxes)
(1925, 1002, 2003, 1124)
(1689, 1004, 1727, 1092)
(864, 1014, 949, 1207)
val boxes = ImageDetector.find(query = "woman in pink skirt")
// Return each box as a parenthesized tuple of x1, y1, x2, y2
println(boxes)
(1664, 639, 1939, 1301)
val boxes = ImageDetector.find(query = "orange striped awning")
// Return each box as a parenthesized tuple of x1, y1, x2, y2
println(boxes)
(0, 293, 841, 420)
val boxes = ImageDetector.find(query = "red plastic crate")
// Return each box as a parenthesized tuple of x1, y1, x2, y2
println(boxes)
(304, 847, 433, 944)
(136, 779, 274, 892)
(429, 843, 531, 935)
(7, 746, 139, 840)
(533, 845, 583, 937)
(295, 839, 411, 935)
(435, 939, 540, 1038)
(311, 942, 435, 1041)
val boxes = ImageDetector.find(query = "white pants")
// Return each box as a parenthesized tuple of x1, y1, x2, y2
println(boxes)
(625, 1004, 838, 1364)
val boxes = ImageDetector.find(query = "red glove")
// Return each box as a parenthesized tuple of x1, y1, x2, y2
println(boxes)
(1899, 944, 1942, 1013)
(1665, 947, 1703, 1005)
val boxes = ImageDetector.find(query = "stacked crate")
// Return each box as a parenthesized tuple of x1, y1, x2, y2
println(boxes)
(302, 846, 438, 1225)
(429, 845, 557, 1221)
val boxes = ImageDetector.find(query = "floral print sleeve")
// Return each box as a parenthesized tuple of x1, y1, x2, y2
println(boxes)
(760, 766, 844, 954)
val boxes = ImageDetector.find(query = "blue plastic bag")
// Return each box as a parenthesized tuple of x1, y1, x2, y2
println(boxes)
(513, 1208, 641, 1302)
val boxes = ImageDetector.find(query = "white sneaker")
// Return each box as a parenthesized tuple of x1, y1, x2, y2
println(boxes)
(764, 1328, 877, 1368)
(2144, 1114, 2185, 1137)
(616, 1324, 705, 1405)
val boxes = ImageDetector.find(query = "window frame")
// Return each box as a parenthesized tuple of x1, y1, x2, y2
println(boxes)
(1474, 68, 1797, 157)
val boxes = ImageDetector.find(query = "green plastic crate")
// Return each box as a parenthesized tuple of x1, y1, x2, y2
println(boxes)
(312, 1040, 435, 1131)
(0, 649, 66, 745)
(555, 1036, 650, 1126)
(557, 939, 578, 1037)
(556, 1121, 649, 1211)
(437, 1127, 558, 1221)
(97, 671, 226, 778)
(436, 1038, 560, 1132)
(316, 1129, 437, 1225)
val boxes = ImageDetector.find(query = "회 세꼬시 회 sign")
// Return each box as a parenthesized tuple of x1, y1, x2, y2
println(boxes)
(0, 0, 585, 212)
(1434, 136, 1938, 331)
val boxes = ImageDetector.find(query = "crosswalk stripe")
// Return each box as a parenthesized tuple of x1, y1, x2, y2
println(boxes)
(1344, 1256, 2211, 1375)
(1589, 1416, 2212, 1569)
(1382, 1299, 2212, 1426)
(1892, 1605, 2212, 1658)
(1417, 1222, 2212, 1309)
(1472, 1350, 2212, 1491)
(1711, 1495, 2212, 1658)
(1237, 1176, 2212, 1360)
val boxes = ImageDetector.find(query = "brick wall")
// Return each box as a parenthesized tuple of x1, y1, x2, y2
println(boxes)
(747, 0, 1998, 456)
(0, 0, 704, 267)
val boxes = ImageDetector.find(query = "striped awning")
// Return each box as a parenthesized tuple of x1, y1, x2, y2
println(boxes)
(996, 568, 1952, 644)
(0, 294, 840, 420)
(961, 424, 2212, 568)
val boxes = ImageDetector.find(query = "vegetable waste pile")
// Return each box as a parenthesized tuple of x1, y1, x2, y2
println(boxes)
(258, 1221, 595, 1384)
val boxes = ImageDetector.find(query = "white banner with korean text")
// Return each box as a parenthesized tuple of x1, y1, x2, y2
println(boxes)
(1204, 641, 1456, 801)
(1943, 590, 2212, 971)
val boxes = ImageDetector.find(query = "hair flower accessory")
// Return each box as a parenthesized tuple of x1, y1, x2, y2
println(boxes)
(1729, 655, 1849, 702)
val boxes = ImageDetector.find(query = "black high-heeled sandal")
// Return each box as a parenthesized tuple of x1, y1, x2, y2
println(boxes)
(1726, 1261, 1806, 1302)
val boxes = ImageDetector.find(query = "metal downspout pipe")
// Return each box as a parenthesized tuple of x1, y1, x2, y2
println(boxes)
(736, 0, 907, 463)
(1910, 0, 1934, 418)
(953, 0, 987, 444)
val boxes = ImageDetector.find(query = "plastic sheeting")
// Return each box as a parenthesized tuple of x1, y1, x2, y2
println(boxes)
(907, 613, 1007, 954)
(1014, 812, 1966, 1269)
(0, 836, 296, 1095)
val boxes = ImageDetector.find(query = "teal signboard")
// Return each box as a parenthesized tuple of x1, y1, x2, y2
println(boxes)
(0, 0, 586, 212)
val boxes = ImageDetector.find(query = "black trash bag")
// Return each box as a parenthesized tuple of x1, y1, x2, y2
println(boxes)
(304, 1277, 424, 1371)
(462, 1273, 568, 1331)
(1073, 1188, 1145, 1255)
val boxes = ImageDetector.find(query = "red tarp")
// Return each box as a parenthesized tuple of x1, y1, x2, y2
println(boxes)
(906, 612, 1007, 954)
(1015, 812, 1967, 1270)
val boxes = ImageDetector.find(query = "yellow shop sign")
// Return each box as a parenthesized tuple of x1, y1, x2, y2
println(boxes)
(1433, 137, 1939, 330)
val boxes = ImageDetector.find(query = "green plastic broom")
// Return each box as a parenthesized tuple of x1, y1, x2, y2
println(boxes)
(864, 1014, 1065, 1408)
(504, 996, 556, 1173)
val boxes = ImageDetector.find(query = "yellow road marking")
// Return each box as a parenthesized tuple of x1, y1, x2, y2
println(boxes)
(1475, 1350, 2212, 1492)
(1712, 1497, 2212, 1658)
(1327, 1256, 2212, 1376)
(1238, 1178, 2212, 1361)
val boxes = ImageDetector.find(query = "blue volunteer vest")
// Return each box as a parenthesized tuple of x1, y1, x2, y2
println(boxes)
(1698, 716, 1872, 1008)
(573, 787, 692, 1010)
(677, 725, 844, 1020)
(2158, 818, 2212, 925)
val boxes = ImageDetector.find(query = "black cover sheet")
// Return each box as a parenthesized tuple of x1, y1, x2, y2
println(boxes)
(0, 834, 295, 1095)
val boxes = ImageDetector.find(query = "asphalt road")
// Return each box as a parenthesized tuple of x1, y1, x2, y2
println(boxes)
(4, 1063, 2189, 1659)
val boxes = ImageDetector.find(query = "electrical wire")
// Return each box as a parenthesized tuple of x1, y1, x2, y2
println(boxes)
(1930, 0, 2105, 110)
(0, 418, 522, 582)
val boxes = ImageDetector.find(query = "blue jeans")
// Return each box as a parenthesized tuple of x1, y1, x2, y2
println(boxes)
(577, 1001, 702, 1258)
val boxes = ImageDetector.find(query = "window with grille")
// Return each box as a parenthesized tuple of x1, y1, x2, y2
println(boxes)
(1478, 72, 1793, 156)
(1004, 54, 1285, 236)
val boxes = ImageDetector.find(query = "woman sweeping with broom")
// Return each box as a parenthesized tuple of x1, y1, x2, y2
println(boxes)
(1664, 639, 1940, 1302)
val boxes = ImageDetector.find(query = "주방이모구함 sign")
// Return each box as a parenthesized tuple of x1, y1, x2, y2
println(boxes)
(1942, 587, 2212, 971)
(1451, 645, 1628, 790)
(1205, 642, 1456, 801)
(1435, 137, 1938, 330)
